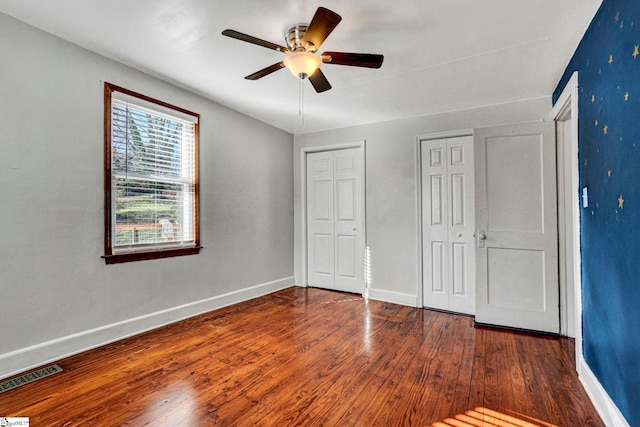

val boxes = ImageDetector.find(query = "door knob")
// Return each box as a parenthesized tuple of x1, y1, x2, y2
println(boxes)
(477, 230, 486, 248)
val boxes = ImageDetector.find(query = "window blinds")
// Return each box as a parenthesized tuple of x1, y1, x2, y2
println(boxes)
(110, 93, 197, 252)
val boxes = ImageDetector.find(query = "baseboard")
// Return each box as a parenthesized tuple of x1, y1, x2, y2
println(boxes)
(578, 357, 630, 427)
(0, 276, 295, 380)
(365, 287, 417, 307)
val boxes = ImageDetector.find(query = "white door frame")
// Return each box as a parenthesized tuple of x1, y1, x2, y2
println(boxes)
(415, 129, 474, 308)
(549, 72, 581, 344)
(552, 73, 631, 427)
(300, 141, 367, 293)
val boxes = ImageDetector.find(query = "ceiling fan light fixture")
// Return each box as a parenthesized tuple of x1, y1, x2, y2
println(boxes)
(283, 51, 322, 79)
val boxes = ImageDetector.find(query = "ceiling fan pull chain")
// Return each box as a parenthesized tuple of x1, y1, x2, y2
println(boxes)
(299, 77, 305, 126)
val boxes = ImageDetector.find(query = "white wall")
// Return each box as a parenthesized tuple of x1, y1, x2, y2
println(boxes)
(294, 98, 551, 305)
(0, 13, 294, 378)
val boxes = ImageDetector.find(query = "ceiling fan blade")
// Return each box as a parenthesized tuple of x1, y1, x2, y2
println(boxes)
(222, 29, 289, 53)
(245, 62, 285, 80)
(322, 52, 384, 68)
(301, 7, 342, 51)
(308, 69, 332, 93)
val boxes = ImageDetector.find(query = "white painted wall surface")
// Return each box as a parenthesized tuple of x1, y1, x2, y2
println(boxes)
(0, 13, 294, 378)
(294, 98, 551, 306)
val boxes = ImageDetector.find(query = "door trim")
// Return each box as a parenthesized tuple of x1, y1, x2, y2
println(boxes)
(300, 141, 366, 293)
(415, 129, 474, 308)
(549, 73, 582, 347)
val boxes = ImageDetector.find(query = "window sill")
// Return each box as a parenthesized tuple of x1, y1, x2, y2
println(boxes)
(102, 246, 202, 264)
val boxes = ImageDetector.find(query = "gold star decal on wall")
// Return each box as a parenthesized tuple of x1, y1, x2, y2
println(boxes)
(592, 95, 596, 103)
(618, 194, 624, 208)
(625, 92, 630, 101)
(634, 45, 639, 59)
(608, 170, 612, 177)
(609, 55, 614, 64)
(604, 125, 609, 135)
(595, 119, 599, 126)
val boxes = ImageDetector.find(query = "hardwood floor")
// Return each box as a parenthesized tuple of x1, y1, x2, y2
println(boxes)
(0, 287, 603, 426)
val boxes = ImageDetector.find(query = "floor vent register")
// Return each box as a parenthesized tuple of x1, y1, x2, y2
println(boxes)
(0, 364, 63, 394)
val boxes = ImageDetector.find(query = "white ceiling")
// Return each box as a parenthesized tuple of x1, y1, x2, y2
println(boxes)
(0, 0, 601, 134)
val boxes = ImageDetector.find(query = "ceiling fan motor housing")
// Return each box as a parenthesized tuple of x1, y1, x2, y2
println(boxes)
(286, 25, 313, 52)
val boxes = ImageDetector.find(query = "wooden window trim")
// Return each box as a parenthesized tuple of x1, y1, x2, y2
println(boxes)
(103, 82, 201, 264)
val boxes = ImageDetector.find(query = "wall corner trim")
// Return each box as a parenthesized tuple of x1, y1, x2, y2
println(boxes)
(0, 277, 295, 381)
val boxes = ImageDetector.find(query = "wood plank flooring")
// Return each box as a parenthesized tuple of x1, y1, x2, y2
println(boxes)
(0, 287, 604, 426)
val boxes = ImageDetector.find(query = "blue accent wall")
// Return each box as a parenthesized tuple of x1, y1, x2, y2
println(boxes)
(554, 1, 640, 425)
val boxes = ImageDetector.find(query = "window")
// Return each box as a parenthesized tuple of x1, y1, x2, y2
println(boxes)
(103, 83, 200, 264)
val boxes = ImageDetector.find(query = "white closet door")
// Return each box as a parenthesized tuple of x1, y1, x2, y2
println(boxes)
(307, 151, 335, 289)
(422, 136, 476, 315)
(333, 148, 363, 294)
(307, 148, 363, 294)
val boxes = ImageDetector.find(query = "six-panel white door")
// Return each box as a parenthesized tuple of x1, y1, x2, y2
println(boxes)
(474, 122, 559, 333)
(306, 148, 363, 294)
(421, 136, 476, 315)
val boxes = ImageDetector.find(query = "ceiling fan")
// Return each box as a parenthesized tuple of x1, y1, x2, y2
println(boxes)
(222, 7, 384, 93)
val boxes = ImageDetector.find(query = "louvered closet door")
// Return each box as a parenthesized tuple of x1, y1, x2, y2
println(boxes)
(422, 136, 476, 315)
(307, 148, 363, 294)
